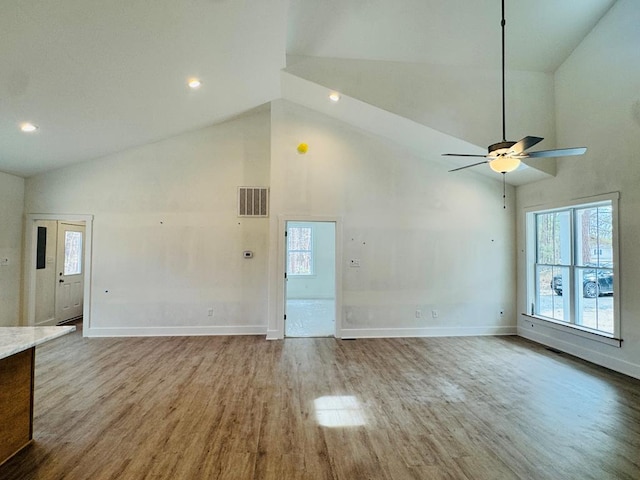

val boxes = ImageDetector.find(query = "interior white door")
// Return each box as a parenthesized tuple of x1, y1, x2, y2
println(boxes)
(55, 222, 85, 323)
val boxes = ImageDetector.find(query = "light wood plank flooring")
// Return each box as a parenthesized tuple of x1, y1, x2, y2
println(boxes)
(1, 324, 639, 479)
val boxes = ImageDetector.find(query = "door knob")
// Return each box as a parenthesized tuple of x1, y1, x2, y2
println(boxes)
(59, 279, 64, 283)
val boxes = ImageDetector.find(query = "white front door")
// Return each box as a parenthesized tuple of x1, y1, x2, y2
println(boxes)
(55, 222, 85, 323)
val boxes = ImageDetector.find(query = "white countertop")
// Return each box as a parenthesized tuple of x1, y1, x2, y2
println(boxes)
(0, 326, 76, 360)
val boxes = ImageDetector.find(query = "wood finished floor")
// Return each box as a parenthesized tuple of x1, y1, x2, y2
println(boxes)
(1, 325, 639, 480)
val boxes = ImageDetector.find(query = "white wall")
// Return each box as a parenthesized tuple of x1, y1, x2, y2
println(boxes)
(268, 99, 516, 338)
(24, 106, 271, 336)
(0, 171, 24, 327)
(516, 0, 640, 378)
(22, 96, 519, 340)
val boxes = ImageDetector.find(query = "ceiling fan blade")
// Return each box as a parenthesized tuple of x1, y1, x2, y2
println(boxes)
(510, 136, 544, 154)
(448, 160, 489, 172)
(442, 154, 488, 158)
(526, 147, 587, 158)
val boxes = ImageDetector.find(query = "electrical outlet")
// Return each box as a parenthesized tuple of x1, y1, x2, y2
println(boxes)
(431, 310, 438, 318)
(350, 259, 361, 267)
(0, 257, 9, 266)
(415, 309, 422, 318)
(207, 308, 214, 317)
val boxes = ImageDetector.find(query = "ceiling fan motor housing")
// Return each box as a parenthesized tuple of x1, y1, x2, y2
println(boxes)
(488, 141, 516, 156)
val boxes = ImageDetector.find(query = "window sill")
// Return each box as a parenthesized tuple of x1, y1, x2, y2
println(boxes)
(520, 313, 622, 348)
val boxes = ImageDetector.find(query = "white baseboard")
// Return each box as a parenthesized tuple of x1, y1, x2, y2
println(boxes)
(518, 326, 640, 380)
(266, 330, 281, 340)
(87, 325, 510, 340)
(85, 325, 267, 338)
(339, 325, 516, 339)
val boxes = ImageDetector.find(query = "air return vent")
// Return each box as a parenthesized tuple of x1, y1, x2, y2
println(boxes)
(238, 187, 269, 217)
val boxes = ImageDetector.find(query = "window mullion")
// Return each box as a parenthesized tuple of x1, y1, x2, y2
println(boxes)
(569, 209, 576, 326)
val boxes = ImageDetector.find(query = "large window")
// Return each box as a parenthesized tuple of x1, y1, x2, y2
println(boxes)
(527, 194, 618, 338)
(287, 225, 314, 276)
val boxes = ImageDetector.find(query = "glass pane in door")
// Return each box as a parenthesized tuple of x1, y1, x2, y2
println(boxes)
(64, 231, 83, 275)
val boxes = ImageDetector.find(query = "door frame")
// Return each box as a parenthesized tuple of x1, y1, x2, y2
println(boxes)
(24, 214, 94, 335)
(271, 215, 343, 340)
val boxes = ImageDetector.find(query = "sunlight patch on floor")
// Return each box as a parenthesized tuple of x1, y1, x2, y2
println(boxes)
(314, 395, 366, 428)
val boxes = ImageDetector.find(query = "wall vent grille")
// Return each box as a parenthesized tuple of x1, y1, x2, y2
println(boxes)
(238, 187, 269, 217)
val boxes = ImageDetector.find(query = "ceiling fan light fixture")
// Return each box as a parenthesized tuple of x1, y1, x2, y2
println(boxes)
(489, 156, 520, 173)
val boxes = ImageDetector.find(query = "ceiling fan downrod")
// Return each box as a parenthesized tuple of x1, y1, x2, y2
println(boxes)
(441, 0, 587, 176)
(501, 0, 507, 143)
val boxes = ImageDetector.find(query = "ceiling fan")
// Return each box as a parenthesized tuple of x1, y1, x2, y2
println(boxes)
(443, 0, 587, 175)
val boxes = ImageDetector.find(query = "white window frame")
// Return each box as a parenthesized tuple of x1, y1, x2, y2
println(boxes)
(287, 224, 315, 276)
(525, 192, 621, 344)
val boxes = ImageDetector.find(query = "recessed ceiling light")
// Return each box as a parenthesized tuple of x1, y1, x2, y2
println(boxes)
(328, 92, 341, 102)
(187, 78, 202, 89)
(20, 122, 38, 133)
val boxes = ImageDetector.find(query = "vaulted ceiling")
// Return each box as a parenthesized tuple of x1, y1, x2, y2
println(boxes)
(1, 0, 615, 177)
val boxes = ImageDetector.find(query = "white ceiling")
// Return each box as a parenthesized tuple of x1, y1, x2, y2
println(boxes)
(0, 0, 615, 177)
(1, 0, 288, 177)
(287, 0, 616, 72)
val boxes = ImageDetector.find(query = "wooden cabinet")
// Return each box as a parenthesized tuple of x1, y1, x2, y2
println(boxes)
(0, 326, 74, 466)
(0, 347, 35, 465)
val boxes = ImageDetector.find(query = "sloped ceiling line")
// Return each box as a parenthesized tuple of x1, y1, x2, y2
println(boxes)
(0, 0, 615, 177)
(280, 70, 554, 186)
